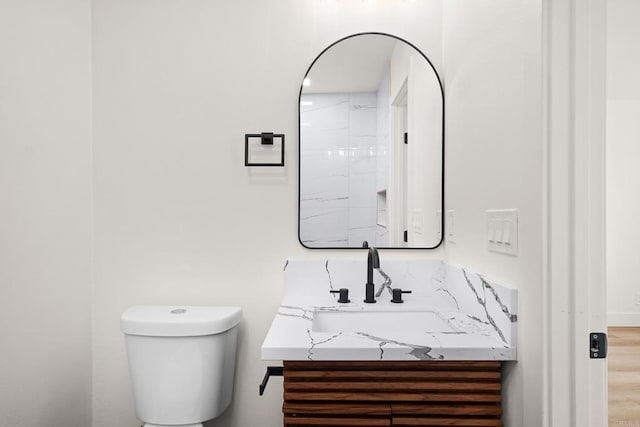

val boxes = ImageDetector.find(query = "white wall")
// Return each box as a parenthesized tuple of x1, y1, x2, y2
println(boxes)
(90, 1, 443, 426)
(606, 0, 640, 326)
(0, 1, 92, 426)
(442, 1, 542, 426)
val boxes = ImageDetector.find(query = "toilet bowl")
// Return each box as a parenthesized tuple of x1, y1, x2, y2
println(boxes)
(121, 305, 242, 427)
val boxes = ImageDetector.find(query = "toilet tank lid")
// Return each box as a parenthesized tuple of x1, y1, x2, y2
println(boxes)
(121, 305, 242, 337)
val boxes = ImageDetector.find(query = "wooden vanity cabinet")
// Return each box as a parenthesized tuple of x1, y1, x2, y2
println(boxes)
(282, 361, 502, 427)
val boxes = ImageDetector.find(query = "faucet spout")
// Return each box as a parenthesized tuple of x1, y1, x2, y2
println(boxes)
(367, 247, 379, 285)
(363, 243, 379, 303)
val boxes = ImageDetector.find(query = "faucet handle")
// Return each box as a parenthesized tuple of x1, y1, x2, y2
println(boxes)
(330, 288, 351, 304)
(391, 288, 412, 304)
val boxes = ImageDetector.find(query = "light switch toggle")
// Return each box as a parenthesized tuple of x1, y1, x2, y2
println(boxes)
(502, 219, 512, 245)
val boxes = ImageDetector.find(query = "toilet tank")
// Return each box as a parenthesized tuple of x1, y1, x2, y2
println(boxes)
(121, 306, 242, 425)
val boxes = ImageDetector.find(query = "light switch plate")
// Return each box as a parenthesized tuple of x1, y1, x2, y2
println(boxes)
(486, 209, 518, 256)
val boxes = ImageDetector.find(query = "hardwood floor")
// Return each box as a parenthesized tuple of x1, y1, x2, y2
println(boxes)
(609, 327, 640, 426)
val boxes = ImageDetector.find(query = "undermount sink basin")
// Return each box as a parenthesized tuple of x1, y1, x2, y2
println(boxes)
(311, 308, 458, 336)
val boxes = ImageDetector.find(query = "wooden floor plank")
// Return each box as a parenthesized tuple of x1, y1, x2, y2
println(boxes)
(609, 327, 640, 426)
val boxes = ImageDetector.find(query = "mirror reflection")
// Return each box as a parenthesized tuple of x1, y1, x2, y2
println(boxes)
(298, 33, 444, 248)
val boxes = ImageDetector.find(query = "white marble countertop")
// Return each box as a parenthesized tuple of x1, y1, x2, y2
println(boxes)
(261, 259, 517, 361)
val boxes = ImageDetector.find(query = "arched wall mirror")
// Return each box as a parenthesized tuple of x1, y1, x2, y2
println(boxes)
(298, 33, 444, 249)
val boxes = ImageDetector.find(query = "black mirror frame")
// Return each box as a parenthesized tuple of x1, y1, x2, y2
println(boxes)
(297, 32, 445, 250)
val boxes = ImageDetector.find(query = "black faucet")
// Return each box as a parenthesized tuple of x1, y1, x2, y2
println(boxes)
(362, 241, 379, 303)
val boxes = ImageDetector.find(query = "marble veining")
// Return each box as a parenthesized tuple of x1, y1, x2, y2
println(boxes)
(479, 275, 518, 322)
(262, 259, 517, 361)
(306, 329, 342, 360)
(433, 262, 460, 310)
(461, 269, 508, 344)
(324, 260, 334, 291)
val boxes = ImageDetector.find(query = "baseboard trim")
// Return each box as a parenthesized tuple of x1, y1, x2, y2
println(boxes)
(608, 312, 640, 327)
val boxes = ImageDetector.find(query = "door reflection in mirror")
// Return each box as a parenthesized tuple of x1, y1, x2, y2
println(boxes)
(299, 33, 444, 249)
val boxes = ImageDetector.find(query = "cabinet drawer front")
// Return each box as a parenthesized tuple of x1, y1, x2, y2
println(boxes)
(284, 416, 391, 426)
(392, 417, 503, 426)
(284, 402, 392, 416)
(282, 361, 503, 427)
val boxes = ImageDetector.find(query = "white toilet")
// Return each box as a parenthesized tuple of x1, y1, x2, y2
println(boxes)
(121, 305, 242, 427)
